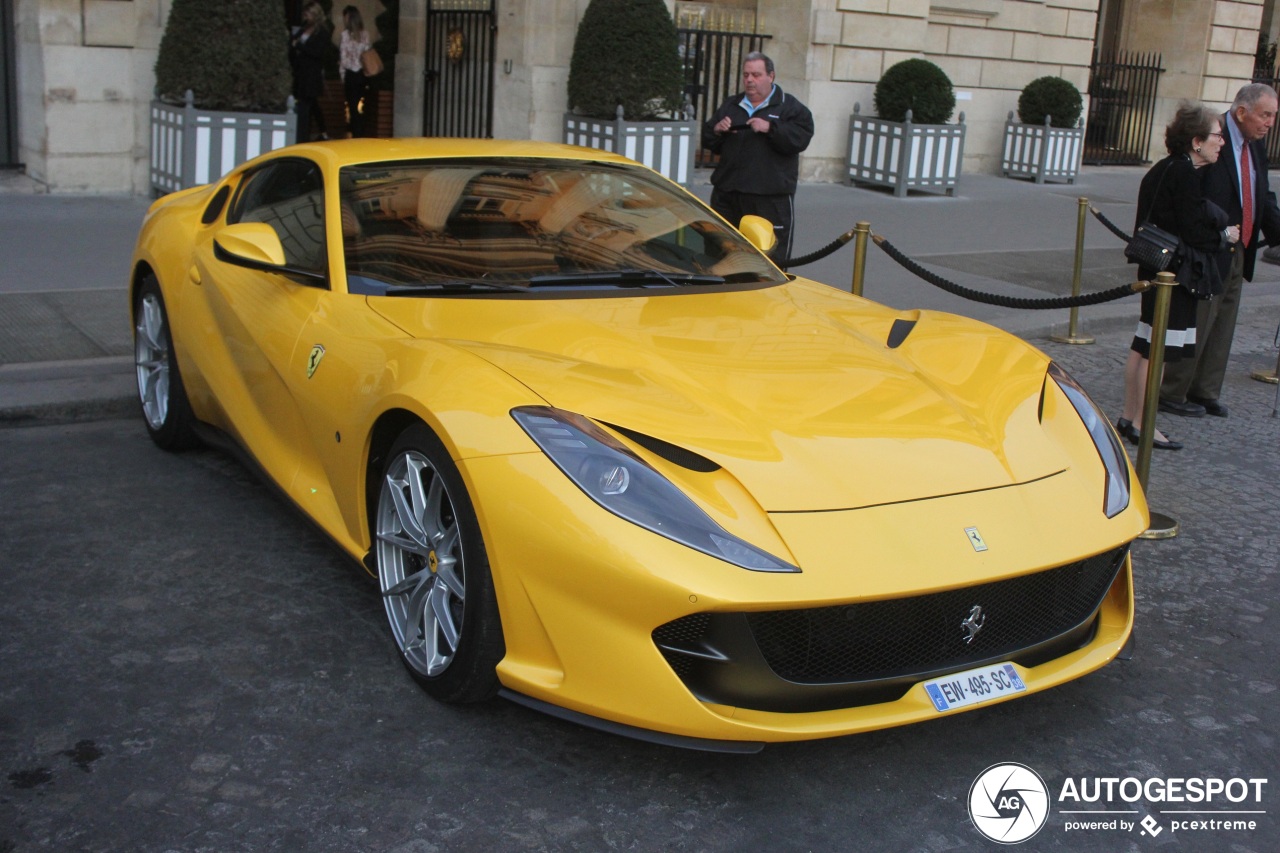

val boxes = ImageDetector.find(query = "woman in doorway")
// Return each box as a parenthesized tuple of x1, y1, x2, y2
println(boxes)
(290, 1, 330, 142)
(339, 6, 371, 138)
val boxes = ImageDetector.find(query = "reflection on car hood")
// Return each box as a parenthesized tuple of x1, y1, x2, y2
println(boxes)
(368, 280, 1066, 511)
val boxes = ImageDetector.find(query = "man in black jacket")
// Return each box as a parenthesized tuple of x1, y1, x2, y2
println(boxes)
(1161, 83, 1280, 418)
(703, 52, 815, 262)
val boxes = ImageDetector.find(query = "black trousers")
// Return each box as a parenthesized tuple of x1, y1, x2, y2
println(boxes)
(343, 71, 367, 137)
(709, 188, 796, 263)
(294, 96, 326, 142)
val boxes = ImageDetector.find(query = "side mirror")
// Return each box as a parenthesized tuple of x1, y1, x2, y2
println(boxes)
(737, 215, 777, 255)
(213, 222, 325, 283)
(214, 222, 288, 267)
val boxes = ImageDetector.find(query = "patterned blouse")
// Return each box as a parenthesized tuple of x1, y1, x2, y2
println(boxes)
(340, 29, 371, 77)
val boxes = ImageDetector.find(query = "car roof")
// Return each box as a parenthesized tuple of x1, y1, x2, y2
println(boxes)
(276, 137, 639, 169)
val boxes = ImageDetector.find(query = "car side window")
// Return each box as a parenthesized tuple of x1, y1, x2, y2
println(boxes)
(229, 159, 327, 275)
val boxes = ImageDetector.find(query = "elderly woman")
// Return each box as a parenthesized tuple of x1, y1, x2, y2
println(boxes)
(1118, 102, 1239, 450)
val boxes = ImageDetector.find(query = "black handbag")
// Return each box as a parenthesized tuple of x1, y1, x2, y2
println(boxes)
(1125, 160, 1182, 273)
(1125, 221, 1181, 272)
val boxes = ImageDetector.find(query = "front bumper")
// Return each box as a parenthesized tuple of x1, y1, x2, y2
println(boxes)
(464, 452, 1142, 745)
(653, 546, 1127, 713)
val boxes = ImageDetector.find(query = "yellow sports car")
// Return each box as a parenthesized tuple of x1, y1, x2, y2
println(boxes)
(130, 139, 1147, 752)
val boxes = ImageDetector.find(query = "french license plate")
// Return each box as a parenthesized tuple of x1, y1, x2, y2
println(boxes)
(923, 662, 1026, 712)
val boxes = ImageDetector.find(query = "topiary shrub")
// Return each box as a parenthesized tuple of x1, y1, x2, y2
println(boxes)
(873, 59, 955, 125)
(567, 0, 685, 120)
(1017, 76, 1083, 128)
(155, 0, 293, 112)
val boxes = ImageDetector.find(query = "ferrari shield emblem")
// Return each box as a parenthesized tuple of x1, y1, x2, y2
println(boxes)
(965, 527, 988, 552)
(306, 344, 326, 378)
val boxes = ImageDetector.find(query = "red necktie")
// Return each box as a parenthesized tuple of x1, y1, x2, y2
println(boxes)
(1241, 143, 1253, 248)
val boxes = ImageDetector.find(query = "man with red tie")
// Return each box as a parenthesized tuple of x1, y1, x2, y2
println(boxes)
(1161, 83, 1280, 419)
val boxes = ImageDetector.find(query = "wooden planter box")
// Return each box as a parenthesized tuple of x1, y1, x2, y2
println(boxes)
(150, 90, 296, 195)
(846, 104, 965, 197)
(563, 110, 697, 187)
(1001, 115, 1084, 184)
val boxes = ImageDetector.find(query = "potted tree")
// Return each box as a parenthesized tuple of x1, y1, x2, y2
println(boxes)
(150, 0, 297, 195)
(846, 58, 966, 197)
(563, 0, 697, 185)
(1001, 76, 1085, 184)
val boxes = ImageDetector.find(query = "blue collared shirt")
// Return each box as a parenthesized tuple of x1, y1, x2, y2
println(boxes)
(738, 85, 777, 118)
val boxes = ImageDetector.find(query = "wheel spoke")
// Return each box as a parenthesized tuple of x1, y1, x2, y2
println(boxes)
(375, 527, 429, 557)
(385, 471, 432, 553)
(434, 555, 465, 600)
(140, 297, 165, 352)
(383, 567, 431, 599)
(428, 581, 460, 653)
(421, 473, 446, 544)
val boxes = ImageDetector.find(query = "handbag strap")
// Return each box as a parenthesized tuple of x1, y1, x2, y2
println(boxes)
(1139, 156, 1184, 224)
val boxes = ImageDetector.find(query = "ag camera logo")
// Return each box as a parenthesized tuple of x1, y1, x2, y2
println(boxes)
(969, 763, 1050, 844)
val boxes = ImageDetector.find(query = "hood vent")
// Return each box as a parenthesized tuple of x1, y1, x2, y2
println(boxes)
(886, 318, 917, 349)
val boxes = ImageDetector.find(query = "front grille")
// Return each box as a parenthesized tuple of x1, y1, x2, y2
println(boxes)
(748, 547, 1126, 683)
(652, 546, 1129, 712)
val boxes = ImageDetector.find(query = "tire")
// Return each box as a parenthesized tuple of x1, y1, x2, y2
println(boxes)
(374, 424, 504, 703)
(133, 275, 200, 450)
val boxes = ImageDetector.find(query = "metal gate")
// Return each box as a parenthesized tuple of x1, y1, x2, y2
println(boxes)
(423, 0, 496, 138)
(677, 25, 771, 167)
(1083, 49, 1164, 166)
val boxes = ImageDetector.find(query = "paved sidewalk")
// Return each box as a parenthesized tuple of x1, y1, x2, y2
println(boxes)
(2, 165, 1279, 422)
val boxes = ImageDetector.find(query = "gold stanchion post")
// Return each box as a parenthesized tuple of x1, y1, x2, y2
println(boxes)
(1051, 197, 1096, 344)
(851, 221, 870, 297)
(1136, 271, 1179, 539)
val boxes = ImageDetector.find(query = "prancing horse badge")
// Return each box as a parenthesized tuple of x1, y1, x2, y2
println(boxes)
(964, 527, 988, 552)
(307, 344, 326, 378)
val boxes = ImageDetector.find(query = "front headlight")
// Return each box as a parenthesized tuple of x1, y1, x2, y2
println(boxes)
(1047, 362, 1130, 518)
(512, 406, 799, 572)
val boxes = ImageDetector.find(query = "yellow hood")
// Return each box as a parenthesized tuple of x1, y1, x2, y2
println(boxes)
(369, 279, 1065, 512)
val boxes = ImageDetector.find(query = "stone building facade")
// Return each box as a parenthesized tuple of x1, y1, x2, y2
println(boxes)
(3, 0, 1274, 194)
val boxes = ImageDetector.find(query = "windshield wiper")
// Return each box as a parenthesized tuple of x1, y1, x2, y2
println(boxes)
(527, 269, 725, 288)
(382, 279, 528, 296)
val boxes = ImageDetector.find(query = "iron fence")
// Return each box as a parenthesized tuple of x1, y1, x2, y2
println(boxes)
(423, 0, 496, 139)
(1083, 49, 1164, 166)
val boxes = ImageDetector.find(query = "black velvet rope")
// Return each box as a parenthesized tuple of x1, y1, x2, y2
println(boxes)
(780, 228, 856, 269)
(1090, 206, 1133, 242)
(872, 235, 1144, 309)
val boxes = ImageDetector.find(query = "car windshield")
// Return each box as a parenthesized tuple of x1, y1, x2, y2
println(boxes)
(338, 158, 785, 293)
